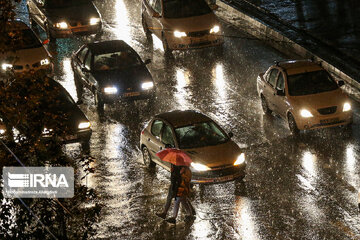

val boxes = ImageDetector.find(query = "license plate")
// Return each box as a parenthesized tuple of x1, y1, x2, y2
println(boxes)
(320, 118, 339, 124)
(123, 92, 140, 97)
(72, 27, 86, 33)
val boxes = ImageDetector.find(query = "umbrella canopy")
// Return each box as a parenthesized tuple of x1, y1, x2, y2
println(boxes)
(156, 148, 192, 166)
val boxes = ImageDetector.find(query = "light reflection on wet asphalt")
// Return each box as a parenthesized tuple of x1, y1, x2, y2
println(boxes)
(16, 0, 360, 238)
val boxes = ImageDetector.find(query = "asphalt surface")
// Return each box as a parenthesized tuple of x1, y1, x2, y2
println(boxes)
(16, 0, 360, 239)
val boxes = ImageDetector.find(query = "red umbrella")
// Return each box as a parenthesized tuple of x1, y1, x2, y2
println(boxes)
(156, 148, 192, 166)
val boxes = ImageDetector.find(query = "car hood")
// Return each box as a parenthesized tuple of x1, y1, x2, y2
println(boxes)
(184, 140, 242, 168)
(289, 88, 349, 112)
(46, 3, 99, 23)
(92, 65, 153, 89)
(163, 13, 219, 32)
(0, 47, 49, 66)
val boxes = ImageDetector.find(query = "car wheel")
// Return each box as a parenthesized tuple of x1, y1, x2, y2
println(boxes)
(142, 146, 155, 168)
(288, 113, 299, 136)
(261, 95, 272, 115)
(95, 91, 104, 111)
(142, 15, 152, 41)
(46, 23, 56, 42)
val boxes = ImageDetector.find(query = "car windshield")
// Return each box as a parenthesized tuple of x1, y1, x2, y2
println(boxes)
(287, 70, 339, 96)
(45, 0, 90, 8)
(163, 0, 212, 18)
(175, 121, 228, 149)
(93, 50, 142, 71)
(6, 29, 42, 50)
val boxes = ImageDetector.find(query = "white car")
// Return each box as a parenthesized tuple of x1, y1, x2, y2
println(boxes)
(0, 20, 53, 75)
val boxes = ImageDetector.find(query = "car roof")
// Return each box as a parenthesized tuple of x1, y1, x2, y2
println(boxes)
(87, 40, 133, 55)
(155, 110, 212, 128)
(276, 59, 324, 76)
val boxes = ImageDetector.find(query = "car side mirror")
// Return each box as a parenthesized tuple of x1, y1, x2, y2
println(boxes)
(152, 12, 161, 18)
(144, 59, 151, 65)
(228, 132, 234, 138)
(276, 89, 285, 96)
(81, 67, 90, 73)
(338, 80, 345, 87)
(164, 144, 174, 149)
(209, 4, 219, 10)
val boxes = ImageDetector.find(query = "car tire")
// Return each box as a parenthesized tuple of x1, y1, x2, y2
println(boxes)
(288, 113, 299, 136)
(95, 91, 104, 111)
(142, 146, 155, 168)
(46, 23, 56, 42)
(142, 15, 152, 41)
(261, 95, 272, 115)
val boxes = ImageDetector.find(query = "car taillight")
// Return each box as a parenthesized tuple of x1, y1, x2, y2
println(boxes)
(141, 130, 144, 135)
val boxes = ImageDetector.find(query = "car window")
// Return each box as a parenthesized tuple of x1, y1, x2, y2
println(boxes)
(5, 28, 42, 50)
(84, 51, 92, 70)
(78, 47, 88, 64)
(268, 68, 278, 87)
(161, 124, 175, 146)
(276, 72, 285, 91)
(151, 120, 163, 138)
(287, 70, 339, 96)
(175, 121, 228, 149)
(93, 50, 142, 71)
(163, 0, 211, 18)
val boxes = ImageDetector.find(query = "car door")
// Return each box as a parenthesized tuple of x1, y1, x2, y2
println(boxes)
(73, 46, 89, 87)
(28, 0, 46, 29)
(147, 0, 163, 38)
(147, 119, 165, 161)
(273, 71, 289, 118)
(160, 123, 176, 169)
(263, 68, 279, 111)
(80, 50, 94, 89)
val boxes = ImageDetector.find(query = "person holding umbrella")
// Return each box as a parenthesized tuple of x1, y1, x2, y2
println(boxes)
(155, 148, 195, 223)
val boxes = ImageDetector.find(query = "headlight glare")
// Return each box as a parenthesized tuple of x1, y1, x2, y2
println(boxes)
(90, 17, 100, 25)
(191, 162, 211, 171)
(300, 109, 313, 118)
(141, 82, 154, 90)
(210, 25, 220, 34)
(174, 31, 186, 38)
(2, 63, 13, 71)
(343, 102, 351, 112)
(78, 122, 91, 129)
(0, 129, 5, 135)
(40, 58, 50, 65)
(55, 22, 68, 29)
(234, 153, 245, 166)
(104, 87, 118, 94)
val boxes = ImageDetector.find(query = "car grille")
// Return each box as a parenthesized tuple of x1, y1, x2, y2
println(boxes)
(68, 20, 88, 27)
(194, 165, 242, 178)
(317, 106, 337, 115)
(187, 30, 209, 37)
(13, 65, 23, 70)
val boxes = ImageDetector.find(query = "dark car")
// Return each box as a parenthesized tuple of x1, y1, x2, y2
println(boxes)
(140, 110, 246, 183)
(71, 40, 155, 110)
(0, 78, 92, 144)
(27, 0, 102, 41)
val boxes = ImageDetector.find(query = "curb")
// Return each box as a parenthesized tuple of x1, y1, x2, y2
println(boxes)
(216, 0, 360, 101)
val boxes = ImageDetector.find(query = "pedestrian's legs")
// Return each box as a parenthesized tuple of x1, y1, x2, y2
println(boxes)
(163, 187, 173, 214)
(172, 197, 182, 219)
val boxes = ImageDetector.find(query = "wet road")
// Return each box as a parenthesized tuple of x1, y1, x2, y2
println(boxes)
(19, 0, 360, 239)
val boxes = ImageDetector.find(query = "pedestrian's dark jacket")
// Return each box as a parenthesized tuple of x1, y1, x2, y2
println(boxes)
(170, 165, 181, 197)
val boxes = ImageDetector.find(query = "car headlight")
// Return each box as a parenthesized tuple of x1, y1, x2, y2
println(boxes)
(234, 153, 245, 166)
(42, 128, 53, 135)
(104, 87, 118, 94)
(0, 128, 5, 135)
(300, 109, 313, 118)
(40, 58, 50, 66)
(210, 25, 220, 34)
(78, 122, 91, 129)
(343, 102, 351, 112)
(174, 31, 186, 38)
(141, 82, 154, 90)
(55, 22, 68, 29)
(90, 17, 101, 25)
(2, 63, 13, 71)
(191, 162, 211, 171)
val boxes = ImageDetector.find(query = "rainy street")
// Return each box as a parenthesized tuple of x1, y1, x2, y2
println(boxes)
(15, 0, 360, 239)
